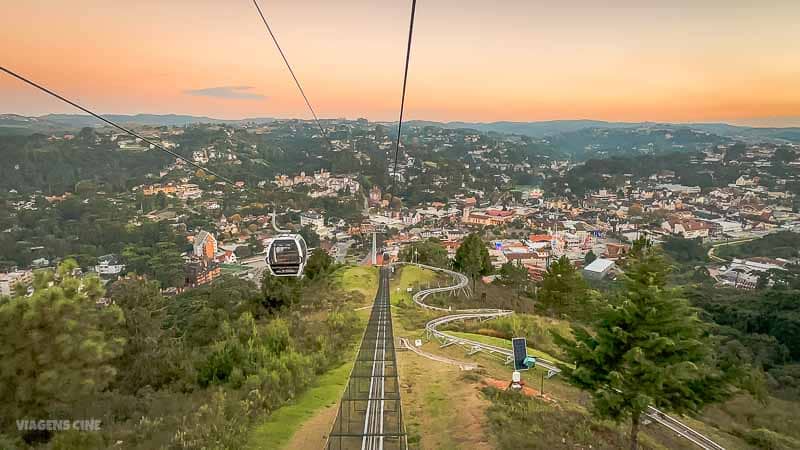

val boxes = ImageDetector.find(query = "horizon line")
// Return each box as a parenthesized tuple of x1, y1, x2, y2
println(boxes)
(3, 112, 800, 129)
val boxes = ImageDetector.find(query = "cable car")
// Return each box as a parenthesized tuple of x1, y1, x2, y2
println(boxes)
(266, 234, 308, 277)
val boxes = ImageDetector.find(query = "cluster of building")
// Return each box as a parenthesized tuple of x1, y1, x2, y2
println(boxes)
(140, 182, 203, 200)
(713, 257, 791, 290)
(0, 269, 33, 297)
(273, 169, 360, 198)
(5, 120, 799, 295)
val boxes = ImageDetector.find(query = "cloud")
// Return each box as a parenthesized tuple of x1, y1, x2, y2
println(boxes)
(184, 86, 266, 100)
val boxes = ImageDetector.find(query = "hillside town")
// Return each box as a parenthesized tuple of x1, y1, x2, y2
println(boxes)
(2, 120, 799, 296)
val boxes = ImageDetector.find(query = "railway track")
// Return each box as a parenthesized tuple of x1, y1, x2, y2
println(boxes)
(397, 262, 725, 450)
(326, 267, 407, 450)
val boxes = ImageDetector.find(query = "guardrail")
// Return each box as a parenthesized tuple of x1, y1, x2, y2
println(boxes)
(644, 406, 725, 450)
(393, 262, 725, 450)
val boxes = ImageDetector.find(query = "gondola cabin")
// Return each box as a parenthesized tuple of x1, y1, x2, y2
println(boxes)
(266, 234, 308, 277)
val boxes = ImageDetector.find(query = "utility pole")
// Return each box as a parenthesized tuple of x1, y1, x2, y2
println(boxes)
(371, 231, 377, 265)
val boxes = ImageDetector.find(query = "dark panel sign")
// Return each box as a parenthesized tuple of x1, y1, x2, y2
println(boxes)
(512, 337, 528, 371)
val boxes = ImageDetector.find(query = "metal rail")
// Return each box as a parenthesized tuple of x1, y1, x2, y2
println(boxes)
(326, 267, 407, 450)
(395, 262, 725, 450)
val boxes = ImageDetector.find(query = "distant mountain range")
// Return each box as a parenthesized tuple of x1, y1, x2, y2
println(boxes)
(2, 113, 799, 143)
(404, 119, 800, 143)
(0, 113, 275, 135)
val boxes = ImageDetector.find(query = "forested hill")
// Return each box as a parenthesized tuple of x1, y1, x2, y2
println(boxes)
(0, 133, 172, 194)
(404, 119, 800, 142)
(5, 113, 800, 144)
(0, 114, 275, 133)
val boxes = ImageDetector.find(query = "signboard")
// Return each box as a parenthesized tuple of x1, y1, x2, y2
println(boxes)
(512, 337, 528, 371)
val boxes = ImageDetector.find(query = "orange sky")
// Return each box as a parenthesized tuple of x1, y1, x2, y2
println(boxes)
(2, 0, 799, 126)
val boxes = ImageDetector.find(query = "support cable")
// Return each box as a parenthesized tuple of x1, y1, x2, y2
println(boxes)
(387, 0, 418, 208)
(0, 66, 238, 186)
(251, 0, 334, 150)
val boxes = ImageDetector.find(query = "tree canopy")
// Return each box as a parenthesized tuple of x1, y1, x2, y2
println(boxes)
(554, 251, 742, 450)
(398, 238, 449, 268)
(0, 261, 124, 436)
(538, 255, 590, 318)
(453, 233, 492, 291)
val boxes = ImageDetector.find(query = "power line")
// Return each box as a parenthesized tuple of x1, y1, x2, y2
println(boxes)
(0, 65, 240, 187)
(251, 0, 333, 150)
(388, 0, 417, 207)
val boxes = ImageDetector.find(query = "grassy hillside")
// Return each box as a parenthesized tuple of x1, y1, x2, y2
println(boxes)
(245, 266, 377, 449)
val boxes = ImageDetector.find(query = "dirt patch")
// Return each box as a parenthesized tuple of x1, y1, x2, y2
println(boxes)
(398, 345, 494, 450)
(481, 377, 558, 404)
(283, 403, 339, 450)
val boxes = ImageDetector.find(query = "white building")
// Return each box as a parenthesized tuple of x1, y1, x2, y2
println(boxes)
(582, 258, 616, 280)
(300, 212, 325, 229)
(711, 219, 744, 235)
(0, 270, 33, 297)
(655, 184, 702, 195)
(717, 258, 788, 290)
(94, 255, 125, 276)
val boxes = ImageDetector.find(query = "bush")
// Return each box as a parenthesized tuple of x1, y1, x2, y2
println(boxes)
(481, 387, 629, 449)
(739, 428, 800, 450)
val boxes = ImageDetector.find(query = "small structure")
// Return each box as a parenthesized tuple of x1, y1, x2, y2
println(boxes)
(95, 254, 125, 276)
(184, 260, 221, 287)
(193, 230, 217, 261)
(300, 211, 325, 229)
(582, 258, 616, 280)
(0, 270, 33, 297)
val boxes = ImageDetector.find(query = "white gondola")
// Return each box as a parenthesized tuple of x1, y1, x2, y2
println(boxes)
(266, 234, 308, 277)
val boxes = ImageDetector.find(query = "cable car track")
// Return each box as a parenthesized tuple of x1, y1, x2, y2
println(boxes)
(326, 267, 407, 450)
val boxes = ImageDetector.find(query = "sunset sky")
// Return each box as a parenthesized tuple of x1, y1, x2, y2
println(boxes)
(2, 0, 799, 126)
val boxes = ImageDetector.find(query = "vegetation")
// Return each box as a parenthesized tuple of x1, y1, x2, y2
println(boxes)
(453, 233, 492, 291)
(0, 260, 369, 449)
(298, 225, 321, 248)
(584, 249, 597, 265)
(245, 346, 357, 449)
(454, 313, 571, 360)
(331, 265, 378, 301)
(687, 283, 800, 396)
(662, 236, 707, 263)
(496, 260, 530, 298)
(0, 261, 123, 436)
(0, 132, 172, 194)
(304, 248, 334, 281)
(391, 265, 439, 307)
(537, 255, 593, 319)
(552, 150, 743, 196)
(482, 387, 642, 450)
(716, 231, 800, 260)
(553, 251, 745, 450)
(398, 238, 449, 268)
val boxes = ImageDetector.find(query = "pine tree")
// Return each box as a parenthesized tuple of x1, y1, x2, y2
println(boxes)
(538, 255, 588, 316)
(454, 233, 492, 292)
(498, 260, 529, 298)
(399, 239, 449, 268)
(305, 248, 334, 280)
(0, 260, 125, 433)
(584, 249, 597, 265)
(554, 251, 737, 450)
